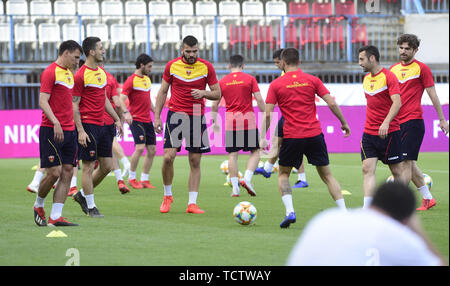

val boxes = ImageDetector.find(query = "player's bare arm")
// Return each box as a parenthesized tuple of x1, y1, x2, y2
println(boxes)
(254, 91, 266, 134)
(191, 83, 221, 100)
(154, 79, 170, 134)
(105, 93, 123, 137)
(112, 95, 123, 121)
(379, 93, 401, 139)
(322, 94, 351, 137)
(118, 93, 133, 125)
(72, 96, 90, 147)
(39, 91, 64, 143)
(425, 86, 449, 135)
(211, 99, 220, 133)
(262, 103, 275, 149)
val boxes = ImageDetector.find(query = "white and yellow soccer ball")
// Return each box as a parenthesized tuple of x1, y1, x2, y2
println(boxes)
(226, 171, 243, 186)
(273, 161, 279, 173)
(220, 160, 229, 175)
(233, 201, 257, 225)
(387, 173, 432, 190)
(291, 167, 298, 174)
(386, 175, 395, 183)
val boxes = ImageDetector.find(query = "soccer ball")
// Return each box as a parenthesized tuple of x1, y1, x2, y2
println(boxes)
(258, 160, 264, 168)
(386, 175, 395, 183)
(292, 167, 298, 174)
(423, 173, 433, 190)
(220, 160, 229, 174)
(233, 201, 257, 225)
(272, 161, 279, 173)
(226, 171, 243, 186)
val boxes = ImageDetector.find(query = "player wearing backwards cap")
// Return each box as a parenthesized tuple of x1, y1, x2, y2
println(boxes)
(264, 48, 350, 228)
(358, 45, 407, 209)
(120, 54, 157, 190)
(72, 37, 123, 218)
(390, 34, 449, 211)
(211, 54, 266, 197)
(154, 35, 221, 214)
(33, 40, 82, 227)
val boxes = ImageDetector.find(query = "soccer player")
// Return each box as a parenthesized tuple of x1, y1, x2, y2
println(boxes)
(358, 45, 406, 209)
(33, 40, 83, 227)
(255, 49, 309, 188)
(390, 34, 449, 211)
(72, 37, 123, 218)
(264, 48, 350, 228)
(211, 54, 266, 197)
(120, 54, 157, 190)
(287, 182, 446, 266)
(154, 35, 221, 214)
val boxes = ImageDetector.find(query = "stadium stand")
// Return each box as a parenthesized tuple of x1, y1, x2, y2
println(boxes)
(195, 0, 218, 24)
(218, 0, 241, 24)
(30, 0, 53, 24)
(77, 0, 101, 24)
(242, 0, 264, 24)
(62, 22, 85, 43)
(53, 0, 77, 24)
(147, 0, 171, 24)
(172, 0, 194, 24)
(125, 0, 147, 25)
(38, 22, 60, 61)
(101, 0, 125, 24)
(6, 0, 29, 23)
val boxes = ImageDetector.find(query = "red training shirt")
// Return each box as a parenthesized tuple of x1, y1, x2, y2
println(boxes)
(121, 73, 152, 123)
(103, 72, 119, 126)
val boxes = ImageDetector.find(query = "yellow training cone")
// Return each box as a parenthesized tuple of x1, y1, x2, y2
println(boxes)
(341, 190, 352, 195)
(46, 230, 68, 238)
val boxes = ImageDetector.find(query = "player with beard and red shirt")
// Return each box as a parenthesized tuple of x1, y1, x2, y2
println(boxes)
(154, 36, 221, 214)
(390, 34, 449, 211)
(265, 48, 350, 228)
(211, 54, 266, 197)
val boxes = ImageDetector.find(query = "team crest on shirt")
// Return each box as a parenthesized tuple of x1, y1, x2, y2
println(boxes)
(90, 151, 96, 157)
(48, 155, 55, 163)
(401, 72, 406, 78)
(186, 70, 192, 76)
(139, 135, 144, 141)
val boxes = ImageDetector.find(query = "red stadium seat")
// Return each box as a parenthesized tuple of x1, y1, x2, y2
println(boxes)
(288, 1, 310, 23)
(229, 25, 251, 49)
(351, 23, 368, 46)
(312, 1, 332, 23)
(335, 0, 355, 21)
(253, 25, 275, 50)
(322, 22, 344, 49)
(277, 24, 299, 49)
(300, 23, 320, 47)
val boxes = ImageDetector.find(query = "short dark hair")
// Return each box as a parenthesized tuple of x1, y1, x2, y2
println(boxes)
(58, 40, 83, 56)
(397, 34, 421, 50)
(358, 45, 380, 62)
(371, 182, 416, 222)
(281, 48, 299, 65)
(183, 35, 198, 47)
(272, 49, 284, 60)
(82, 37, 101, 57)
(229, 54, 244, 68)
(135, 53, 153, 69)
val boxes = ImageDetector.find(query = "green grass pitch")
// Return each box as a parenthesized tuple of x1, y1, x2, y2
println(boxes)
(0, 153, 448, 265)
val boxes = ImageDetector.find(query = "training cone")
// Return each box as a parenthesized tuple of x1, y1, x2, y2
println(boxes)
(46, 230, 68, 238)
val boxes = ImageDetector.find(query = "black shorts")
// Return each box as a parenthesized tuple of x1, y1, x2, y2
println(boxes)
(130, 120, 156, 145)
(279, 133, 329, 168)
(274, 116, 285, 138)
(225, 129, 260, 153)
(163, 110, 210, 153)
(78, 123, 113, 161)
(104, 123, 116, 145)
(361, 131, 404, 164)
(400, 119, 425, 161)
(39, 126, 78, 168)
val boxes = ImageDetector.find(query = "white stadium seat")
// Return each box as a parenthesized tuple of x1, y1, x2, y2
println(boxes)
(148, 0, 171, 23)
(181, 24, 204, 47)
(86, 23, 109, 47)
(54, 0, 77, 24)
(134, 23, 157, 49)
(196, 0, 217, 23)
(6, 0, 29, 22)
(14, 23, 37, 47)
(205, 23, 227, 49)
(62, 23, 85, 42)
(77, 0, 100, 23)
(38, 23, 60, 46)
(242, 0, 264, 24)
(0, 23, 11, 43)
(218, 0, 241, 24)
(125, 0, 147, 24)
(158, 24, 180, 46)
(265, 0, 287, 24)
(172, 0, 194, 24)
(30, 0, 52, 23)
(101, 0, 124, 24)
(110, 23, 133, 46)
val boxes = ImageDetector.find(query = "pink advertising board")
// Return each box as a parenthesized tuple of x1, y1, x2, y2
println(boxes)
(0, 106, 448, 158)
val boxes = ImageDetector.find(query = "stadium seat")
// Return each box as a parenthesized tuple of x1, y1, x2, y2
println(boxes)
(288, 0, 310, 23)
(148, 0, 171, 24)
(158, 24, 181, 46)
(351, 23, 367, 46)
(300, 22, 320, 47)
(205, 23, 227, 49)
(54, 0, 77, 24)
(62, 23, 85, 43)
(172, 0, 194, 24)
(322, 22, 344, 49)
(218, 0, 241, 24)
(14, 23, 37, 61)
(38, 23, 60, 46)
(253, 25, 275, 49)
(0, 23, 11, 61)
(335, 0, 355, 22)
(181, 24, 205, 47)
(125, 0, 147, 25)
(229, 25, 251, 50)
(110, 23, 132, 46)
(277, 23, 299, 49)
(134, 23, 157, 50)
(77, 0, 100, 24)
(6, 0, 29, 23)
(101, 0, 124, 24)
(242, 0, 264, 24)
(265, 0, 287, 25)
(86, 23, 109, 48)
(311, 0, 332, 23)
(30, 1, 52, 24)
(195, 0, 217, 23)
